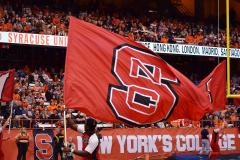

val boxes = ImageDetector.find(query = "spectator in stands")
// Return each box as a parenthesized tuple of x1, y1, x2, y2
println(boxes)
(49, 109, 61, 124)
(0, 3, 240, 48)
(14, 105, 24, 128)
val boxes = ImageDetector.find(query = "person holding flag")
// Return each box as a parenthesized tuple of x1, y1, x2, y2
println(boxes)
(63, 115, 101, 160)
(0, 116, 11, 160)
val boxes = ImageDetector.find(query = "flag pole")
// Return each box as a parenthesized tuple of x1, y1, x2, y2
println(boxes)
(8, 101, 13, 135)
(63, 105, 67, 146)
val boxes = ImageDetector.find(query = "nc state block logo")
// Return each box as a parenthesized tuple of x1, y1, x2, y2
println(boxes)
(107, 44, 180, 126)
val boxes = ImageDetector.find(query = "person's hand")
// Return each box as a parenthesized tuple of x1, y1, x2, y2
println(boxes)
(62, 147, 71, 153)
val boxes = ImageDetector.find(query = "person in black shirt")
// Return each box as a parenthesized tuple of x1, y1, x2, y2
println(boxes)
(199, 125, 210, 155)
(53, 127, 64, 160)
(49, 110, 60, 124)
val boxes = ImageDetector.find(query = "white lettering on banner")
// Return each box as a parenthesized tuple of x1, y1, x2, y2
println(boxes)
(1, 31, 240, 58)
(220, 134, 228, 150)
(186, 135, 195, 151)
(195, 135, 201, 151)
(139, 42, 240, 58)
(0, 72, 9, 99)
(176, 135, 186, 152)
(162, 135, 172, 152)
(117, 135, 126, 153)
(0, 32, 68, 47)
(148, 135, 161, 152)
(137, 135, 148, 153)
(182, 45, 200, 55)
(74, 133, 239, 155)
(219, 134, 236, 150)
(231, 48, 240, 57)
(127, 135, 138, 153)
(202, 47, 218, 56)
(227, 134, 236, 150)
(100, 136, 112, 154)
(116, 135, 161, 153)
(151, 43, 180, 54)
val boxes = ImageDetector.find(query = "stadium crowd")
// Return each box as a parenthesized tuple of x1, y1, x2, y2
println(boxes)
(0, 67, 239, 129)
(0, 2, 240, 129)
(0, 3, 240, 48)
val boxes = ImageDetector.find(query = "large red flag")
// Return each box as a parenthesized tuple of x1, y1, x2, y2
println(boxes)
(0, 69, 15, 102)
(64, 17, 212, 126)
(198, 61, 226, 111)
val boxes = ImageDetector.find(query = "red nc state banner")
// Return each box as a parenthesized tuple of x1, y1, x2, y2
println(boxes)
(0, 69, 15, 102)
(64, 16, 212, 126)
(198, 61, 226, 111)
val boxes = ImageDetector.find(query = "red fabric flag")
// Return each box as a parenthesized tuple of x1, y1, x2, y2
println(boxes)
(198, 61, 226, 111)
(64, 17, 212, 126)
(0, 69, 15, 102)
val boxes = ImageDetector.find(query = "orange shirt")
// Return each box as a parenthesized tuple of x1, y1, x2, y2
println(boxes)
(22, 66, 30, 73)
(221, 120, 228, 128)
(14, 82, 21, 90)
(53, 17, 60, 26)
(0, 24, 3, 31)
(7, 22, 13, 31)
(23, 25, 30, 32)
(185, 35, 194, 44)
(47, 105, 57, 111)
(195, 34, 203, 43)
(13, 93, 20, 101)
(128, 32, 134, 41)
(160, 37, 168, 43)
(2, 24, 8, 31)
(43, 84, 48, 92)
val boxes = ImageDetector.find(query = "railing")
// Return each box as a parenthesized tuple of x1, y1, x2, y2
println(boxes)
(4, 119, 240, 129)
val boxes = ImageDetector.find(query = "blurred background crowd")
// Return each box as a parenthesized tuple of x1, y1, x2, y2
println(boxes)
(0, 1, 240, 48)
